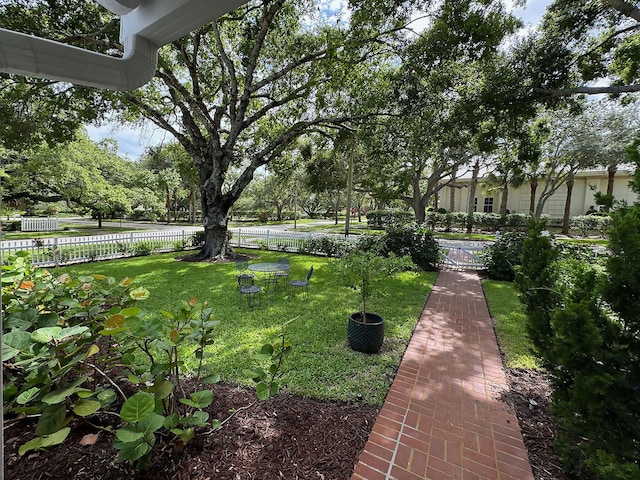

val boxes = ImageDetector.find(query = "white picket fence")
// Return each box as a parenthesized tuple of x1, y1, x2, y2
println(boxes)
(21, 217, 59, 232)
(1, 230, 196, 267)
(0, 228, 352, 267)
(1, 228, 489, 269)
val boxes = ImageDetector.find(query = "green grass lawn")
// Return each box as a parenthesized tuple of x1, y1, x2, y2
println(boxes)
(482, 280, 541, 369)
(59, 249, 436, 406)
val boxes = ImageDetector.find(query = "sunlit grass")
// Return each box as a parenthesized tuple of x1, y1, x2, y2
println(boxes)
(482, 280, 542, 369)
(60, 249, 436, 406)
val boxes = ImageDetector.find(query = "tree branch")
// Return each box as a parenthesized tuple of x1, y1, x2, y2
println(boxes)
(534, 84, 640, 96)
(606, 0, 640, 22)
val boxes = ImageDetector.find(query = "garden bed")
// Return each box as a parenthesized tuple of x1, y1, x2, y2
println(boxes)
(4, 369, 567, 480)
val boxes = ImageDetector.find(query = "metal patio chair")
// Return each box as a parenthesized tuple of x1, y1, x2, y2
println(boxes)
(289, 266, 313, 297)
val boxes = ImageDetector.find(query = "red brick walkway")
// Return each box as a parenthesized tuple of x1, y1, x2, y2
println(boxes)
(351, 270, 534, 480)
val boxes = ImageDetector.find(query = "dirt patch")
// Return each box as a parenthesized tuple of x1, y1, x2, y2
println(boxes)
(4, 370, 567, 480)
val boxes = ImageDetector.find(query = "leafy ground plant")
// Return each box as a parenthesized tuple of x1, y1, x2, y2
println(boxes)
(2, 252, 293, 469)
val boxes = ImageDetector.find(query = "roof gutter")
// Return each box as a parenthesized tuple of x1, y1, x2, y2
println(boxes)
(0, 0, 247, 91)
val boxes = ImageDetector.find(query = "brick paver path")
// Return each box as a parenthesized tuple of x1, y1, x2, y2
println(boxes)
(351, 270, 535, 480)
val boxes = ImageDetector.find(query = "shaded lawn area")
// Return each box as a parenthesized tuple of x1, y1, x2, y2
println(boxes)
(482, 279, 541, 369)
(59, 249, 436, 406)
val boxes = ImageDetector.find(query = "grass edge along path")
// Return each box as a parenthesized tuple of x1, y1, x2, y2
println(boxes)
(482, 279, 541, 370)
(59, 249, 437, 407)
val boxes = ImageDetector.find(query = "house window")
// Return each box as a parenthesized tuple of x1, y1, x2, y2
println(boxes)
(483, 198, 494, 213)
(474, 198, 478, 212)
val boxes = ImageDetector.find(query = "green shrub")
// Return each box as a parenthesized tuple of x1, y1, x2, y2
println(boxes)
(366, 210, 414, 229)
(306, 236, 353, 257)
(383, 224, 441, 271)
(133, 241, 156, 256)
(515, 207, 640, 479)
(355, 234, 387, 254)
(481, 232, 526, 281)
(514, 218, 559, 355)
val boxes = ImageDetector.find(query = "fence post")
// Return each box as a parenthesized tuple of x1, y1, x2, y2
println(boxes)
(53, 237, 59, 267)
(129, 232, 134, 252)
(266, 230, 270, 250)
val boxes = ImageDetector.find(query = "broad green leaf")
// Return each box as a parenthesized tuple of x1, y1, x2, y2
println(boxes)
(260, 344, 275, 355)
(177, 427, 194, 443)
(270, 381, 279, 397)
(121, 307, 142, 317)
(98, 326, 128, 336)
(85, 344, 100, 359)
(116, 427, 144, 443)
(7, 308, 39, 328)
(180, 390, 213, 408)
(42, 384, 90, 405)
(152, 380, 173, 400)
(181, 411, 209, 427)
(37, 312, 59, 328)
(120, 392, 154, 422)
(105, 314, 125, 329)
(58, 299, 80, 308)
(16, 387, 40, 405)
(18, 427, 70, 456)
(116, 438, 151, 462)
(73, 399, 101, 417)
(256, 382, 270, 401)
(58, 325, 89, 340)
(97, 389, 117, 407)
(30, 327, 62, 344)
(164, 413, 179, 429)
(36, 404, 67, 436)
(160, 310, 174, 319)
(92, 274, 108, 281)
(3, 330, 32, 361)
(137, 413, 164, 436)
(201, 374, 221, 385)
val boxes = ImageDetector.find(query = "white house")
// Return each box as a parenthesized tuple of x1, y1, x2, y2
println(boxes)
(438, 167, 638, 218)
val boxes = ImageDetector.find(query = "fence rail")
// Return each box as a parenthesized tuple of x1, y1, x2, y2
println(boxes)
(21, 217, 59, 232)
(1, 228, 489, 269)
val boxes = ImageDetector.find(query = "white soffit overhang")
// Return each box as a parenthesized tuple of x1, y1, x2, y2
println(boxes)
(0, 0, 248, 91)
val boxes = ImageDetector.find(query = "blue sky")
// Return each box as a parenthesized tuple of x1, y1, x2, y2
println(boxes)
(87, 0, 552, 160)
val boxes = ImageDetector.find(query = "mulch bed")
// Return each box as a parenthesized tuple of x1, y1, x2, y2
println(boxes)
(4, 369, 568, 480)
(4, 383, 378, 480)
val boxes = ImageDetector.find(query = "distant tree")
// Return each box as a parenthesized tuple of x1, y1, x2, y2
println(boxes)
(1, 132, 158, 227)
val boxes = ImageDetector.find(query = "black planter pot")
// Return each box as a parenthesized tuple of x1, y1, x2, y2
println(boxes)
(347, 312, 384, 354)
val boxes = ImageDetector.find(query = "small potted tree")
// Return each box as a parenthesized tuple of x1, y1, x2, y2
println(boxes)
(333, 250, 413, 353)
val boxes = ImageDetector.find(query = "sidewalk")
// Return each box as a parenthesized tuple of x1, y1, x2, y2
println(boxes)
(351, 270, 534, 480)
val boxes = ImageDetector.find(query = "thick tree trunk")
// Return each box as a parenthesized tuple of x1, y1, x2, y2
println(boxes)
(197, 207, 233, 260)
(499, 185, 509, 215)
(412, 176, 425, 224)
(606, 164, 617, 212)
(466, 162, 479, 233)
(562, 176, 574, 234)
(529, 180, 537, 214)
(449, 184, 456, 212)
